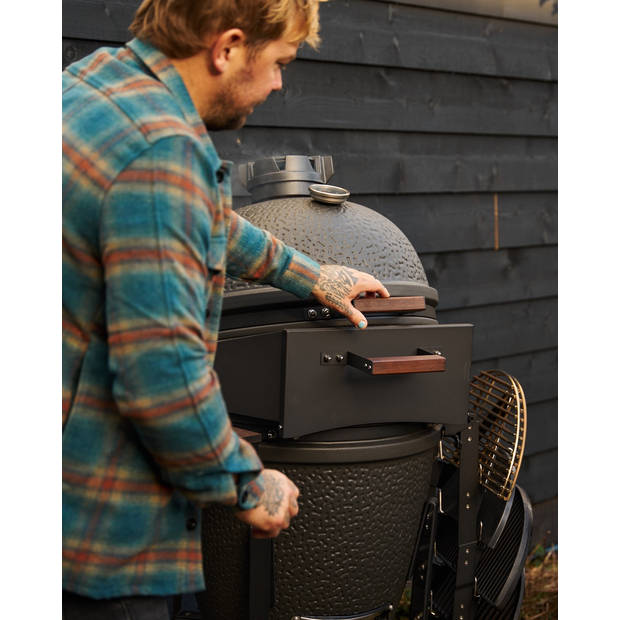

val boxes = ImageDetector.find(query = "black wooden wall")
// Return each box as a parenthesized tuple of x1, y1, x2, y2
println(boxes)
(63, 0, 558, 543)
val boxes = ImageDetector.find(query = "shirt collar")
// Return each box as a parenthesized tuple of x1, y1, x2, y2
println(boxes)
(126, 38, 223, 169)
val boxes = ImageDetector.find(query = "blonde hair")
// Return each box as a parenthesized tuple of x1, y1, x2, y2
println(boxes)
(130, 0, 323, 59)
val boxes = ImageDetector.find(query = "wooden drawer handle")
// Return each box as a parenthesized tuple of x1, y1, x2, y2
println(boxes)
(347, 351, 446, 375)
(233, 426, 263, 444)
(352, 296, 426, 313)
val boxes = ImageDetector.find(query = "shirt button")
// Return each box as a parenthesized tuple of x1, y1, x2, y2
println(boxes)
(186, 517, 198, 531)
(216, 169, 225, 183)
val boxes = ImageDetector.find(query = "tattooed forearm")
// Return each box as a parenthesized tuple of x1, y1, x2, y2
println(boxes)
(259, 472, 285, 516)
(315, 266, 359, 314)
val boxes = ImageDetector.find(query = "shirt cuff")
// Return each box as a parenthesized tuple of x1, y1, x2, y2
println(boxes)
(273, 249, 321, 299)
(237, 471, 265, 510)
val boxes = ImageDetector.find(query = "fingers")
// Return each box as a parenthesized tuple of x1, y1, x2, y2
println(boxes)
(346, 304, 368, 330)
(289, 495, 299, 517)
(311, 265, 390, 329)
(354, 275, 390, 300)
(247, 477, 300, 539)
(345, 273, 389, 328)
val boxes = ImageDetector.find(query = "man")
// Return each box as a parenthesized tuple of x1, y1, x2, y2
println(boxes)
(62, 0, 388, 617)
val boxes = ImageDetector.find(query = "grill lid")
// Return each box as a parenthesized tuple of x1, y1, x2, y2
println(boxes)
(226, 155, 433, 313)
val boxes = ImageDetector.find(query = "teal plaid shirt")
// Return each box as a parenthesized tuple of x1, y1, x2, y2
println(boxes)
(62, 38, 320, 598)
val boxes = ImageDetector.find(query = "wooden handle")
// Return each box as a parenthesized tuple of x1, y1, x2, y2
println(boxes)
(233, 426, 262, 444)
(347, 351, 445, 375)
(352, 296, 426, 313)
(369, 354, 445, 375)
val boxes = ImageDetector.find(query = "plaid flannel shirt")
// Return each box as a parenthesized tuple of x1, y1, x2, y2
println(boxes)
(62, 38, 320, 598)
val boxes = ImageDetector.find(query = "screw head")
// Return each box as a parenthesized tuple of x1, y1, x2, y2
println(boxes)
(335, 354, 344, 362)
(321, 307, 330, 317)
(323, 354, 333, 363)
(307, 308, 317, 319)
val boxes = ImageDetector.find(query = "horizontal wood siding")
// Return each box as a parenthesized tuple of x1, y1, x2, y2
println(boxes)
(62, 0, 557, 532)
(247, 60, 558, 135)
(216, 129, 557, 196)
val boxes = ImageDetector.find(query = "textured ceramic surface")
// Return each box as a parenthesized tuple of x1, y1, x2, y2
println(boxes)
(226, 196, 428, 292)
(198, 447, 435, 620)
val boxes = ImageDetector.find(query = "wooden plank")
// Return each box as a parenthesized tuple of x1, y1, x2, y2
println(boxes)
(418, 246, 557, 310)
(471, 348, 557, 405)
(62, 1, 558, 80)
(375, 0, 558, 26)
(523, 400, 557, 456)
(438, 297, 557, 361)
(357, 192, 557, 253)
(302, 1, 557, 80)
(62, 0, 138, 42)
(212, 129, 558, 196)
(247, 60, 557, 136)
(516, 448, 557, 503)
(62, 37, 121, 70)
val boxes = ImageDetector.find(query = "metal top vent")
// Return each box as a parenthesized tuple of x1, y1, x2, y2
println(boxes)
(239, 155, 335, 202)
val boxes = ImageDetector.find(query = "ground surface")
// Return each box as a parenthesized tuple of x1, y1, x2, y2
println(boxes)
(395, 544, 558, 619)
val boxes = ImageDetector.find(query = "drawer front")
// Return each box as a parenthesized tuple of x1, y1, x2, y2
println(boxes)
(282, 324, 473, 437)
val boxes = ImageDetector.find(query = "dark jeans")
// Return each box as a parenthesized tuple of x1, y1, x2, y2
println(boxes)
(63, 590, 171, 620)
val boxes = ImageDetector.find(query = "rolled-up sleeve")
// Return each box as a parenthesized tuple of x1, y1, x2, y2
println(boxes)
(100, 135, 262, 508)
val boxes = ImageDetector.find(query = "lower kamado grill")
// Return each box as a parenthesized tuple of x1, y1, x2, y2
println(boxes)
(198, 426, 438, 620)
(196, 156, 532, 620)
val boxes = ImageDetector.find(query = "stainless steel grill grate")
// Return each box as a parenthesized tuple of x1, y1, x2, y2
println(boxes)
(441, 370, 527, 501)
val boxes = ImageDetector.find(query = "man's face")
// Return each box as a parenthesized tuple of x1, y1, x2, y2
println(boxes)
(206, 37, 298, 130)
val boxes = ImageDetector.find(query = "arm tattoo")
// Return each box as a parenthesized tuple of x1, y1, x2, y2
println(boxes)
(316, 266, 359, 314)
(259, 472, 285, 516)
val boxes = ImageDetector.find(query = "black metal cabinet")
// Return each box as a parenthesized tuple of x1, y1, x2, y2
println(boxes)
(215, 323, 473, 438)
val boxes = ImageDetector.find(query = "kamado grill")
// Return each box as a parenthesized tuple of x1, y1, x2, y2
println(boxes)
(195, 156, 532, 620)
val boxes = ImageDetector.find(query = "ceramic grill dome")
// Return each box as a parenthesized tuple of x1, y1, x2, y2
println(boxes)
(225, 155, 429, 292)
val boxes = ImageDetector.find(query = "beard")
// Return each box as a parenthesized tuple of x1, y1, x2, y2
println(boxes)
(204, 66, 261, 131)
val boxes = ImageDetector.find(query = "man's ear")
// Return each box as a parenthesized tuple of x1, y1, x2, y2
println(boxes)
(210, 28, 247, 74)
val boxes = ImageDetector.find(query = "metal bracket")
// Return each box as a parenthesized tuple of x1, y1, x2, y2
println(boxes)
(291, 602, 394, 620)
(409, 497, 439, 620)
(452, 420, 482, 620)
(248, 537, 274, 620)
(264, 424, 283, 440)
(347, 351, 374, 373)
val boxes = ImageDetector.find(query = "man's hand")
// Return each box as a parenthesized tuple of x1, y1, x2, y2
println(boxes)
(234, 469, 300, 538)
(312, 264, 390, 329)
